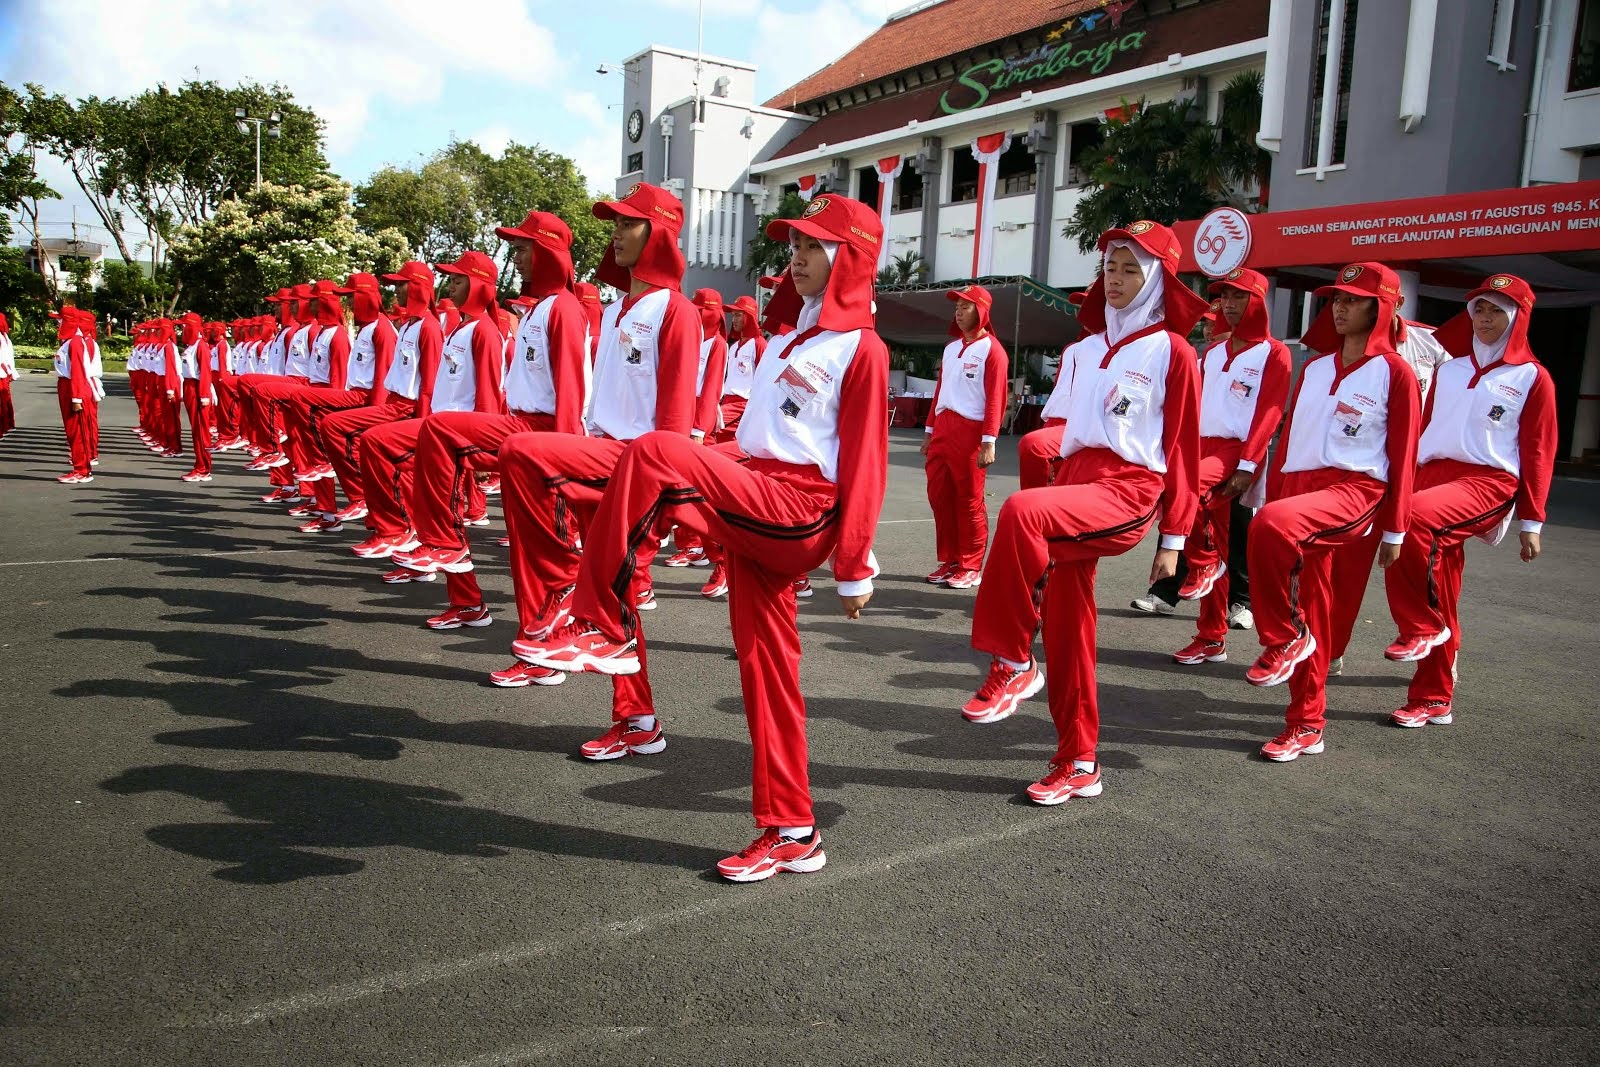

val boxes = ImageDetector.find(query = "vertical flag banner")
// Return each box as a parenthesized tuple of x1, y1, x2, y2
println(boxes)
(970, 131, 1013, 276)
(874, 155, 905, 270)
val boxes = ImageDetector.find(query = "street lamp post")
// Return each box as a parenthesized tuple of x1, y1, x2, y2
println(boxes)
(233, 108, 283, 191)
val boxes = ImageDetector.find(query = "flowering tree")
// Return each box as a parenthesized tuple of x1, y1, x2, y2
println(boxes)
(167, 175, 408, 317)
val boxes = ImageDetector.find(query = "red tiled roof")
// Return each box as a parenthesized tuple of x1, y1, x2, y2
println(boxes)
(764, 0, 1106, 110)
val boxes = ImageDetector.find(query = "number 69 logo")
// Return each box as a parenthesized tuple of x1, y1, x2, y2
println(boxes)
(1193, 207, 1252, 278)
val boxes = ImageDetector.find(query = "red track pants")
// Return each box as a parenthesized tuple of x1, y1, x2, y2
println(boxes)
(1385, 459, 1518, 706)
(1249, 469, 1387, 730)
(1017, 420, 1065, 490)
(0, 379, 14, 438)
(411, 410, 554, 609)
(285, 386, 372, 513)
(499, 432, 654, 720)
(214, 377, 240, 441)
(573, 431, 840, 827)
(971, 447, 1164, 765)
(925, 409, 989, 571)
(181, 380, 213, 474)
(242, 375, 314, 490)
(57, 379, 96, 475)
(319, 400, 416, 520)
(1184, 438, 1244, 642)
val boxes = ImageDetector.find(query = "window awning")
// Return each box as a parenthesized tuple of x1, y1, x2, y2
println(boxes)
(874, 274, 1081, 349)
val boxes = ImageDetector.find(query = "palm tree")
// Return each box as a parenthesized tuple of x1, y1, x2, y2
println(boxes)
(877, 250, 929, 287)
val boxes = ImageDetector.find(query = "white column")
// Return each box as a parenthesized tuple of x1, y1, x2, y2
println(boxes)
(732, 193, 745, 271)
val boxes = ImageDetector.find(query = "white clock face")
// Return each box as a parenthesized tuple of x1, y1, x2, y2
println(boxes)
(626, 109, 644, 143)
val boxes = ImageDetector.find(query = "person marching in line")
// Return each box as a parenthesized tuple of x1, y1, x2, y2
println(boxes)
(153, 316, 185, 460)
(331, 262, 444, 568)
(1382, 274, 1556, 728)
(922, 284, 1008, 590)
(354, 252, 504, 578)
(485, 184, 701, 710)
(237, 291, 293, 493)
(661, 288, 729, 573)
(516, 192, 889, 882)
(174, 311, 216, 482)
(80, 309, 103, 467)
(1170, 268, 1291, 666)
(209, 320, 245, 451)
(1244, 262, 1420, 762)
(54, 307, 99, 483)
(391, 212, 591, 640)
(718, 295, 766, 440)
(284, 274, 397, 533)
(243, 284, 319, 505)
(279, 279, 353, 527)
(960, 220, 1204, 805)
(0, 312, 17, 440)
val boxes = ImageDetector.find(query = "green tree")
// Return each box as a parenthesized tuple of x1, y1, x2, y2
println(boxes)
(354, 139, 609, 282)
(878, 250, 930, 287)
(1063, 72, 1269, 253)
(745, 189, 807, 282)
(1, 83, 60, 247)
(0, 247, 48, 321)
(95, 260, 161, 330)
(168, 175, 409, 318)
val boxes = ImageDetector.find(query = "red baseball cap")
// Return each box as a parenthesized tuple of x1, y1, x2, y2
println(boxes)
(593, 182, 684, 237)
(1464, 272, 1534, 313)
(264, 287, 291, 303)
(945, 284, 993, 311)
(1315, 262, 1403, 303)
(765, 193, 883, 259)
(381, 261, 432, 287)
(435, 250, 498, 284)
(290, 282, 312, 300)
(727, 295, 759, 317)
(334, 272, 380, 296)
(758, 274, 784, 291)
(1098, 219, 1183, 274)
(692, 289, 724, 312)
(495, 210, 574, 251)
(1208, 267, 1269, 298)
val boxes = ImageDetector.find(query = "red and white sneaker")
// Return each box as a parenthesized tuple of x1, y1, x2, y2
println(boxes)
(1246, 627, 1317, 687)
(1178, 560, 1226, 601)
(299, 516, 344, 533)
(663, 548, 705, 568)
(56, 472, 92, 484)
(962, 659, 1044, 724)
(333, 501, 369, 522)
(517, 622, 640, 675)
(496, 535, 510, 547)
(259, 452, 289, 468)
(290, 468, 323, 483)
(579, 719, 667, 761)
(352, 532, 420, 559)
(1025, 762, 1104, 806)
(1390, 701, 1453, 728)
(716, 828, 826, 883)
(463, 511, 490, 527)
(260, 487, 302, 504)
(635, 587, 657, 611)
(1173, 638, 1227, 665)
(488, 661, 564, 688)
(927, 562, 957, 585)
(517, 584, 576, 643)
(1260, 725, 1325, 762)
(944, 568, 982, 590)
(792, 576, 813, 598)
(180, 470, 214, 483)
(160, 449, 183, 459)
(287, 503, 319, 519)
(480, 475, 501, 496)
(701, 564, 729, 599)
(381, 566, 435, 584)
(394, 544, 474, 574)
(1384, 629, 1452, 663)
(245, 456, 273, 472)
(426, 605, 492, 630)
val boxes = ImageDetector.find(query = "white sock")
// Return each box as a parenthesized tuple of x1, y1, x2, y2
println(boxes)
(628, 714, 656, 732)
(779, 825, 813, 839)
(998, 656, 1029, 672)
(1073, 760, 1096, 773)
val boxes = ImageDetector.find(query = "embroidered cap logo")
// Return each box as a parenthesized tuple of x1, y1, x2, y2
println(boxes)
(1127, 220, 1154, 235)
(1341, 265, 1364, 284)
(803, 197, 830, 219)
(1490, 275, 1512, 289)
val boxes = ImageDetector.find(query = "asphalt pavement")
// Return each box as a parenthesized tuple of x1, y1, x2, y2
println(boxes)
(1, 371, 1597, 1066)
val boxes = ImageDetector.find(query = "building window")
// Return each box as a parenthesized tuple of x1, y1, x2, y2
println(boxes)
(625, 152, 643, 175)
(857, 165, 881, 208)
(950, 147, 980, 202)
(895, 168, 925, 211)
(949, 141, 1034, 201)
(1303, 0, 1359, 171)
(1487, 0, 1517, 70)
(1572, 0, 1600, 92)
(1065, 120, 1104, 185)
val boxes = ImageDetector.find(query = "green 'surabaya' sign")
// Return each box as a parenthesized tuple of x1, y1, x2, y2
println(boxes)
(939, 31, 1148, 115)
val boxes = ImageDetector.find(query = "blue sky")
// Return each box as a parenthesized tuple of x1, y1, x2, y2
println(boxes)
(2, 0, 888, 250)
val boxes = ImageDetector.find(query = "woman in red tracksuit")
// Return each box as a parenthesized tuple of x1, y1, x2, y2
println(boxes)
(1382, 274, 1556, 728)
(54, 308, 98, 483)
(922, 284, 1008, 590)
(516, 192, 888, 883)
(354, 253, 504, 575)
(718, 296, 766, 441)
(174, 312, 215, 482)
(662, 289, 730, 573)
(391, 211, 591, 639)
(326, 263, 444, 556)
(1170, 268, 1291, 666)
(961, 220, 1203, 805)
(0, 312, 16, 439)
(1246, 262, 1420, 762)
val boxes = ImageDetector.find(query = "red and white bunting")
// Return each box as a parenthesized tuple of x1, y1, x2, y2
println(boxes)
(970, 131, 1012, 277)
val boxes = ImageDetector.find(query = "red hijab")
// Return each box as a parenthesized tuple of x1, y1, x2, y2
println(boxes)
(1301, 262, 1405, 356)
(1207, 267, 1272, 344)
(592, 183, 686, 292)
(693, 289, 727, 340)
(946, 283, 994, 340)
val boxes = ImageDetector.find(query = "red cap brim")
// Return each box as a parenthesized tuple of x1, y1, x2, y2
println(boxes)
(592, 200, 650, 222)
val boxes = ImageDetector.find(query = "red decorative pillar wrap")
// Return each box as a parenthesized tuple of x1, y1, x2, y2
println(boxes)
(796, 175, 819, 202)
(874, 155, 905, 270)
(970, 131, 1012, 277)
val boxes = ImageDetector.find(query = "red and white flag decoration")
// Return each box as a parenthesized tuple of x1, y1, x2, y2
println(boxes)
(970, 131, 1013, 277)
(796, 175, 819, 202)
(873, 155, 905, 269)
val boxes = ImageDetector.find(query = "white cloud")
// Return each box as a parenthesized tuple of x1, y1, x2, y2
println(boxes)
(560, 93, 620, 195)
(6, 0, 562, 157)
(751, 0, 883, 104)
